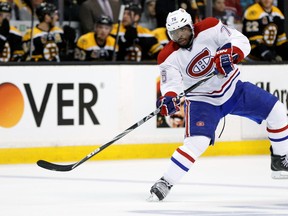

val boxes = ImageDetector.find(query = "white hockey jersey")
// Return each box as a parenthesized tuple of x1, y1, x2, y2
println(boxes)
(158, 17, 251, 105)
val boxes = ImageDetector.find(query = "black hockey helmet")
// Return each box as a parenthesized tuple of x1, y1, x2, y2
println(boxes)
(36, 2, 57, 22)
(0, 2, 12, 13)
(124, 3, 142, 15)
(96, 15, 113, 26)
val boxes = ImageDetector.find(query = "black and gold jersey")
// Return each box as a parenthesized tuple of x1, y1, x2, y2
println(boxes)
(0, 26, 24, 62)
(23, 25, 65, 62)
(111, 24, 163, 61)
(74, 32, 117, 61)
(152, 27, 170, 47)
(242, 3, 287, 49)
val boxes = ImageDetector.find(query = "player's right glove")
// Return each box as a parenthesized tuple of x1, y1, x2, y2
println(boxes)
(157, 92, 180, 116)
(214, 43, 234, 77)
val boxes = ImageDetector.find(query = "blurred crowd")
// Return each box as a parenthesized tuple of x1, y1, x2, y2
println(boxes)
(0, 0, 287, 62)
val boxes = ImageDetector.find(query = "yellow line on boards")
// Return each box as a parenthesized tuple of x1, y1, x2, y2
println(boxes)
(0, 140, 270, 164)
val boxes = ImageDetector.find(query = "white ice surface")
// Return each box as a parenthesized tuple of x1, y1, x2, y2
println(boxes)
(0, 156, 288, 216)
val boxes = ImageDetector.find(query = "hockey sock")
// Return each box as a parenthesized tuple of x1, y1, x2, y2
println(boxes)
(266, 101, 288, 156)
(268, 124, 288, 155)
(163, 136, 210, 185)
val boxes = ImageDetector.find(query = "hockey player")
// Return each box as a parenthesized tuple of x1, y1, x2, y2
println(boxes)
(110, 3, 162, 62)
(22, 2, 66, 62)
(0, 1, 24, 62)
(148, 8, 288, 201)
(242, 0, 288, 62)
(74, 15, 117, 61)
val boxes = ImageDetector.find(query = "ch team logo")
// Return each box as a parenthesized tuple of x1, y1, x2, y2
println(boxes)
(186, 48, 214, 78)
(0, 83, 24, 128)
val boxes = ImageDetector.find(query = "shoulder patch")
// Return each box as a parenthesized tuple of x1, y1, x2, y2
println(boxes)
(77, 32, 95, 49)
(157, 40, 179, 64)
(244, 3, 263, 20)
(194, 17, 219, 38)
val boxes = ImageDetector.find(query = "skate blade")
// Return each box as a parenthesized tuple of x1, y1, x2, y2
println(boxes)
(146, 193, 160, 202)
(271, 171, 288, 179)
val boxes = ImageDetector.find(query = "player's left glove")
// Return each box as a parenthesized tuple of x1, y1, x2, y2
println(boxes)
(156, 92, 180, 116)
(214, 43, 234, 77)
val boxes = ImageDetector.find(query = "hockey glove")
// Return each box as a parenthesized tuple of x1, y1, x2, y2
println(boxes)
(214, 43, 234, 77)
(157, 92, 180, 116)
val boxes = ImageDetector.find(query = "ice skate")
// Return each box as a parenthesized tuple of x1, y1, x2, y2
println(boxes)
(270, 147, 288, 179)
(147, 177, 173, 202)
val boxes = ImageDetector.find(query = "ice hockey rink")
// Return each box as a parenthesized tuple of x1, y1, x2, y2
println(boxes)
(1, 156, 287, 216)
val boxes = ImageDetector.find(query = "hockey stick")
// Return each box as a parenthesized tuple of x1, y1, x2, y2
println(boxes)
(112, 4, 125, 61)
(37, 73, 215, 171)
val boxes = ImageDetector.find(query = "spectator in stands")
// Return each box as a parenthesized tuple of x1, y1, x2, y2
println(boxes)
(139, 0, 157, 30)
(242, 0, 288, 62)
(0, 1, 24, 62)
(241, 0, 258, 11)
(74, 15, 117, 61)
(78, 0, 120, 34)
(212, 0, 237, 28)
(225, 0, 242, 20)
(22, 2, 67, 61)
(110, 3, 162, 62)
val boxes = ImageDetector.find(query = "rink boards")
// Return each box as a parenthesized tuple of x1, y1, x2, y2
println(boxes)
(0, 64, 287, 164)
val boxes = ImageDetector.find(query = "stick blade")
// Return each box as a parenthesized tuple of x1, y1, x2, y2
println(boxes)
(37, 160, 74, 172)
